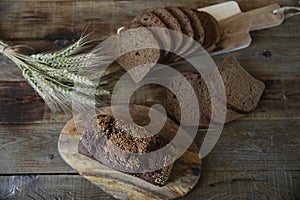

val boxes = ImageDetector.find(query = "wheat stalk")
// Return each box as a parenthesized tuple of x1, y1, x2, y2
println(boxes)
(0, 36, 112, 113)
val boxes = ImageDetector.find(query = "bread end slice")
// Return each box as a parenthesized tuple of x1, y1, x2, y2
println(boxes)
(218, 55, 265, 113)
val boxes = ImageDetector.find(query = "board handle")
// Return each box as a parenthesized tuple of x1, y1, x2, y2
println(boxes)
(242, 4, 285, 31)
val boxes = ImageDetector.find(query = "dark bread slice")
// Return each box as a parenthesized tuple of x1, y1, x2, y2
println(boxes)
(165, 7, 194, 39)
(170, 7, 206, 63)
(116, 23, 161, 83)
(134, 12, 171, 56)
(217, 55, 265, 113)
(78, 115, 175, 186)
(150, 8, 183, 56)
(179, 7, 205, 46)
(165, 7, 194, 60)
(165, 73, 211, 128)
(165, 72, 242, 127)
(166, 91, 211, 128)
(193, 10, 220, 52)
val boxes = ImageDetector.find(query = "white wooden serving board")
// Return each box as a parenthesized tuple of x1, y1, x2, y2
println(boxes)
(118, 1, 284, 56)
(198, 1, 284, 55)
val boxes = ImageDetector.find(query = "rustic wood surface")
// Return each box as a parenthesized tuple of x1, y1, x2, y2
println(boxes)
(213, 3, 284, 55)
(0, 0, 299, 199)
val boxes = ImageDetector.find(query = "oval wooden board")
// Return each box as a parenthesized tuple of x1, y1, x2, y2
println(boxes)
(58, 105, 202, 200)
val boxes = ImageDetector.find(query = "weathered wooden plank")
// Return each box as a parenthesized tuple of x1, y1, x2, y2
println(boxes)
(0, 0, 298, 42)
(199, 119, 300, 172)
(240, 36, 300, 76)
(1, 35, 299, 82)
(192, 170, 300, 200)
(0, 122, 75, 174)
(0, 175, 112, 200)
(0, 81, 73, 123)
(0, 55, 23, 82)
(1, 71, 299, 123)
(213, 36, 300, 77)
(0, 119, 299, 174)
(251, 17, 300, 37)
(0, 171, 299, 199)
(0, 81, 46, 123)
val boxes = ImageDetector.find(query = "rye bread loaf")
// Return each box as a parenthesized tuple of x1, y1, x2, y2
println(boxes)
(193, 10, 220, 52)
(78, 115, 175, 186)
(165, 7, 194, 58)
(134, 12, 171, 56)
(116, 23, 161, 83)
(150, 7, 182, 54)
(216, 55, 265, 113)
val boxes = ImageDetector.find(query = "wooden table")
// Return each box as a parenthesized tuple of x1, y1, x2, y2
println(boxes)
(0, 0, 299, 199)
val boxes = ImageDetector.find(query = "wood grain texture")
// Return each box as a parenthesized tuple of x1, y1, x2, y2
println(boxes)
(0, 80, 72, 123)
(0, 175, 112, 200)
(198, 119, 300, 172)
(0, 0, 299, 199)
(0, 122, 75, 174)
(245, 4, 284, 31)
(0, 171, 299, 199)
(0, 119, 299, 174)
(1, 74, 300, 124)
(213, 3, 284, 55)
(192, 170, 300, 199)
(1, 36, 299, 82)
(0, 0, 298, 43)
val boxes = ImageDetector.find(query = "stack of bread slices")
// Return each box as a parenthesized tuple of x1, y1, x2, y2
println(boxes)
(117, 7, 221, 72)
(165, 55, 266, 128)
(115, 7, 266, 127)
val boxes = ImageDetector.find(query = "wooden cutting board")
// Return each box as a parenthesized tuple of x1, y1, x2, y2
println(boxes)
(117, 1, 285, 56)
(58, 105, 202, 200)
(198, 1, 285, 55)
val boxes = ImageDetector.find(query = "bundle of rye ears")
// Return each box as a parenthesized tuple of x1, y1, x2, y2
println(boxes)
(0, 35, 116, 113)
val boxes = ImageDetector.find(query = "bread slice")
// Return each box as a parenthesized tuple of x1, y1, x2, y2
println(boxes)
(165, 73, 211, 128)
(168, 7, 206, 63)
(217, 55, 265, 113)
(193, 10, 220, 52)
(165, 71, 243, 127)
(150, 7, 182, 54)
(179, 7, 205, 46)
(116, 23, 161, 83)
(165, 7, 194, 58)
(78, 115, 175, 186)
(134, 12, 171, 56)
